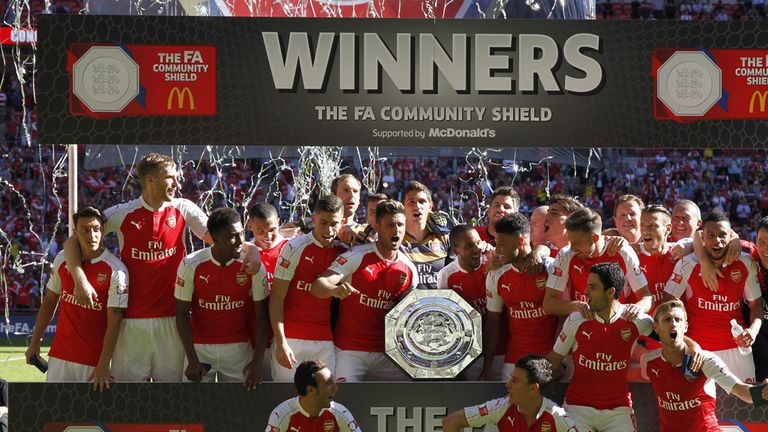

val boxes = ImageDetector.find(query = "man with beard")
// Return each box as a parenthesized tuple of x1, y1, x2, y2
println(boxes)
(475, 187, 520, 245)
(664, 211, 763, 382)
(313, 200, 417, 381)
(401, 181, 450, 289)
(265, 360, 361, 432)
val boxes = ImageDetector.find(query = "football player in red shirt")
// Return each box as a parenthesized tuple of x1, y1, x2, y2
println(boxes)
(442, 355, 577, 432)
(640, 299, 765, 432)
(475, 187, 520, 246)
(313, 200, 417, 381)
(175, 208, 269, 387)
(549, 263, 653, 431)
(64, 153, 212, 382)
(26, 207, 128, 391)
(670, 200, 702, 243)
(613, 195, 644, 244)
(270, 195, 348, 381)
(265, 360, 361, 432)
(664, 211, 763, 382)
(543, 195, 583, 256)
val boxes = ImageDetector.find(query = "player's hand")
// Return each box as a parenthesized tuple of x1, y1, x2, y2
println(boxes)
(486, 251, 503, 272)
(478, 240, 494, 255)
(605, 235, 628, 257)
(24, 342, 41, 365)
(90, 364, 114, 392)
(185, 361, 206, 382)
(279, 222, 302, 240)
(337, 226, 356, 245)
(621, 304, 643, 321)
(572, 301, 593, 320)
(74, 279, 98, 308)
(699, 259, 722, 292)
(276, 342, 297, 370)
(334, 282, 359, 300)
(724, 237, 741, 265)
(240, 245, 263, 275)
(243, 359, 263, 390)
(669, 243, 688, 262)
(736, 327, 758, 348)
(521, 251, 544, 275)
(551, 363, 565, 381)
(762, 379, 768, 400)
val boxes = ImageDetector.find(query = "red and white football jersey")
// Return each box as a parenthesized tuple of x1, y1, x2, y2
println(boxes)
(626, 243, 677, 313)
(464, 395, 577, 432)
(273, 233, 347, 341)
(641, 349, 740, 432)
(553, 305, 653, 409)
(47, 250, 129, 366)
(104, 196, 208, 319)
(330, 242, 417, 352)
(664, 253, 761, 351)
(437, 258, 508, 356)
(265, 397, 361, 432)
(547, 243, 647, 304)
(175, 248, 268, 344)
(260, 236, 289, 288)
(487, 259, 558, 363)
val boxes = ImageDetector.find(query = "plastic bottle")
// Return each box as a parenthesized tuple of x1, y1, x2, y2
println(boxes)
(730, 319, 752, 356)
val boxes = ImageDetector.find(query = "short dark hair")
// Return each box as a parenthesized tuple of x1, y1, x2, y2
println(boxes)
(314, 195, 344, 214)
(589, 263, 624, 300)
(73, 206, 105, 226)
(402, 180, 432, 201)
(702, 210, 730, 227)
(548, 195, 583, 215)
(494, 213, 530, 237)
(331, 174, 361, 195)
(565, 208, 602, 235)
(207, 207, 241, 237)
(375, 200, 405, 223)
(489, 187, 520, 210)
(449, 224, 475, 249)
(759, 216, 768, 233)
(294, 360, 327, 396)
(248, 202, 278, 221)
(514, 354, 553, 388)
(366, 193, 388, 206)
(642, 204, 671, 221)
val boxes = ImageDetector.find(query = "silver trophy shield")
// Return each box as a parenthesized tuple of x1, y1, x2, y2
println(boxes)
(385, 289, 482, 379)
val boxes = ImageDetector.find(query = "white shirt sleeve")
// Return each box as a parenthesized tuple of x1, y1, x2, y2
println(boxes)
(46, 252, 65, 295)
(327, 248, 366, 282)
(741, 255, 762, 302)
(273, 238, 305, 282)
(553, 313, 581, 356)
(633, 314, 654, 336)
(105, 254, 129, 309)
(619, 244, 648, 293)
(485, 267, 505, 313)
(174, 256, 196, 302)
(547, 249, 573, 293)
(665, 256, 696, 299)
(331, 402, 362, 432)
(702, 351, 740, 394)
(464, 396, 509, 428)
(177, 198, 209, 240)
(252, 263, 269, 301)
(436, 265, 450, 290)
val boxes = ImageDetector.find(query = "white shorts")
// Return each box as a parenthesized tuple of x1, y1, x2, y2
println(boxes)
(714, 347, 755, 383)
(464, 355, 504, 381)
(564, 404, 636, 432)
(47, 357, 94, 382)
(186, 342, 252, 383)
(111, 317, 184, 382)
(334, 348, 410, 382)
(270, 338, 335, 382)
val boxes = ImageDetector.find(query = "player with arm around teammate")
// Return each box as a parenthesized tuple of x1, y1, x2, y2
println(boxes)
(265, 360, 361, 432)
(442, 354, 578, 432)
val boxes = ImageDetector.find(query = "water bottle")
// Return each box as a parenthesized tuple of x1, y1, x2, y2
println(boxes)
(730, 319, 752, 356)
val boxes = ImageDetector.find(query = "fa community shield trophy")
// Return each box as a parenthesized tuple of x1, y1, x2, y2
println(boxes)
(385, 289, 482, 379)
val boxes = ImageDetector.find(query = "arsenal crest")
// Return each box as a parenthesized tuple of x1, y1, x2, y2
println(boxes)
(166, 214, 177, 228)
(535, 277, 546, 289)
(479, 405, 488, 416)
(673, 273, 682, 284)
(730, 270, 742, 282)
(176, 276, 185, 287)
(541, 422, 552, 432)
(620, 327, 632, 341)
(236, 272, 247, 286)
(96, 273, 108, 285)
(323, 420, 335, 432)
(279, 258, 290, 269)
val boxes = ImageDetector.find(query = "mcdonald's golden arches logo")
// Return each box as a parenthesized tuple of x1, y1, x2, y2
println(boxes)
(167, 86, 195, 110)
(749, 90, 768, 113)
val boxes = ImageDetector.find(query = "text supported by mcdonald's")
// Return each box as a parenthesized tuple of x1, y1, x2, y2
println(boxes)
(69, 44, 216, 117)
(654, 48, 768, 120)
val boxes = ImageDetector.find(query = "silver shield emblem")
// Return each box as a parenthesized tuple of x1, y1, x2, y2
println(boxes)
(385, 289, 482, 379)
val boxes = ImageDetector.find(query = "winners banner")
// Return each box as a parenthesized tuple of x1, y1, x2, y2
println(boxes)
(38, 15, 768, 147)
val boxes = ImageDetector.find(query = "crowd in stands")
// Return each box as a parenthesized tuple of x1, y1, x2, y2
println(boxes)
(598, 0, 767, 20)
